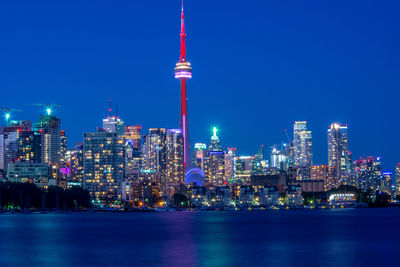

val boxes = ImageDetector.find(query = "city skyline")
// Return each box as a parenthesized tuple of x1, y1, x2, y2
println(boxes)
(0, 0, 399, 171)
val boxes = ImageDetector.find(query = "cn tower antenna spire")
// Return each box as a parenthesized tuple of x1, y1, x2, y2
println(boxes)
(180, 0, 186, 62)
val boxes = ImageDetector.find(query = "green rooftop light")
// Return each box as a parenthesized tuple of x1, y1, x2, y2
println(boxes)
(46, 108, 52, 115)
(213, 126, 218, 137)
(5, 113, 10, 120)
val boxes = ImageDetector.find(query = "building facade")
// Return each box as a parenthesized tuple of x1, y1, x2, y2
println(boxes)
(328, 123, 351, 187)
(166, 129, 185, 188)
(83, 131, 125, 205)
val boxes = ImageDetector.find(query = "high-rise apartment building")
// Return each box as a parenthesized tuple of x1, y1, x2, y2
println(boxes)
(234, 156, 254, 185)
(166, 129, 184, 187)
(83, 130, 125, 205)
(270, 144, 289, 170)
(310, 165, 329, 181)
(0, 120, 31, 174)
(328, 123, 351, 186)
(69, 143, 84, 184)
(16, 130, 41, 163)
(225, 147, 236, 183)
(204, 128, 225, 186)
(293, 121, 312, 169)
(353, 156, 382, 192)
(60, 130, 67, 166)
(142, 128, 167, 184)
(396, 164, 400, 198)
(34, 115, 61, 165)
(192, 143, 206, 169)
(124, 125, 142, 181)
(123, 125, 141, 153)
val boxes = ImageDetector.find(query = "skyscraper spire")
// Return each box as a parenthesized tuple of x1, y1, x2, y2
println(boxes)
(180, 0, 186, 62)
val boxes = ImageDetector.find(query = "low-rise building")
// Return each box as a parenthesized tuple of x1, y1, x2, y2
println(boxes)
(7, 162, 55, 189)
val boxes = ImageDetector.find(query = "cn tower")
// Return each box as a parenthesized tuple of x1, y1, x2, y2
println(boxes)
(175, 0, 192, 170)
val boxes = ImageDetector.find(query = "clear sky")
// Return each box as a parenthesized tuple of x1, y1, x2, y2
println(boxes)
(0, 0, 399, 171)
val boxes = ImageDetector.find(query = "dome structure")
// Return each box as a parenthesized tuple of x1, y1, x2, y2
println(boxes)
(185, 168, 205, 186)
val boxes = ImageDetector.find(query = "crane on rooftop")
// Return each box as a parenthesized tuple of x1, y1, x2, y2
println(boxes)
(0, 107, 22, 126)
(33, 103, 62, 116)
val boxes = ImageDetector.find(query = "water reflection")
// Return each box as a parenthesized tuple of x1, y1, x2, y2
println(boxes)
(0, 209, 399, 266)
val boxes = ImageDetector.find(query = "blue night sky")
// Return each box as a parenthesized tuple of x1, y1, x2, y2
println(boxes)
(0, 1, 399, 170)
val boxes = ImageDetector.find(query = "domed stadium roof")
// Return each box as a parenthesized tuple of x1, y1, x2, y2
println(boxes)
(185, 168, 205, 186)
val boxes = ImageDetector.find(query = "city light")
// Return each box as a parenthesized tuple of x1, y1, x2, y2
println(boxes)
(213, 126, 218, 137)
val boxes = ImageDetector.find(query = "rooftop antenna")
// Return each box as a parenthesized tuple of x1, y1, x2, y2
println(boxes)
(108, 99, 112, 116)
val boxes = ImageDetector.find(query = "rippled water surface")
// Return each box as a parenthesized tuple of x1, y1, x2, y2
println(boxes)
(1, 208, 400, 266)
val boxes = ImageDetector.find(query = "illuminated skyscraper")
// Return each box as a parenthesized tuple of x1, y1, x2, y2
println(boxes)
(293, 121, 312, 169)
(142, 128, 167, 184)
(69, 143, 84, 184)
(270, 144, 288, 170)
(60, 130, 67, 167)
(328, 123, 351, 186)
(225, 147, 236, 183)
(166, 129, 184, 187)
(16, 130, 42, 163)
(192, 143, 206, 169)
(123, 125, 142, 181)
(396, 164, 400, 197)
(209, 127, 222, 152)
(311, 165, 329, 181)
(204, 128, 225, 186)
(34, 115, 61, 165)
(103, 116, 124, 136)
(251, 145, 265, 175)
(175, 1, 192, 169)
(123, 125, 141, 153)
(234, 156, 253, 185)
(83, 130, 125, 205)
(0, 120, 31, 174)
(353, 156, 382, 192)
(381, 171, 392, 194)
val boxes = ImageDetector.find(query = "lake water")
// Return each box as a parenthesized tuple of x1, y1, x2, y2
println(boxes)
(1, 208, 400, 266)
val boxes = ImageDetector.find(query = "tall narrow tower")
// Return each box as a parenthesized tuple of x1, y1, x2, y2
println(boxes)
(175, 1, 192, 170)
